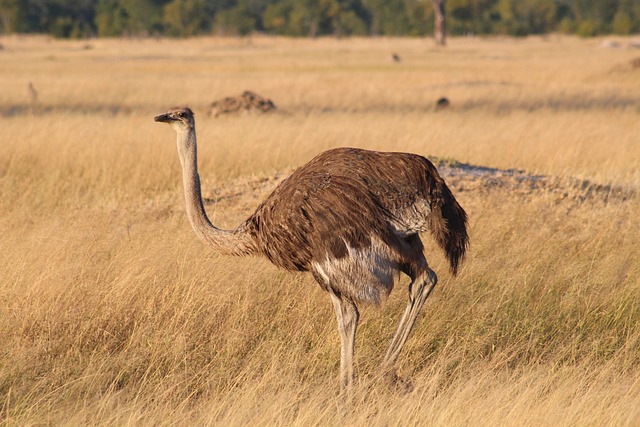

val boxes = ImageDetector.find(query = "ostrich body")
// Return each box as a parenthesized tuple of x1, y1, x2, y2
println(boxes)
(154, 106, 469, 398)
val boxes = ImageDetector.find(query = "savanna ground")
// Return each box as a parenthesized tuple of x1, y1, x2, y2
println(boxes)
(0, 34, 639, 426)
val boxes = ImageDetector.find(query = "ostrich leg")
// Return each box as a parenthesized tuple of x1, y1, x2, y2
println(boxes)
(330, 293, 359, 400)
(381, 268, 438, 382)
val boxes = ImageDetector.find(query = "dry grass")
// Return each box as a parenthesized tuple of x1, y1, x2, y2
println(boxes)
(0, 35, 639, 426)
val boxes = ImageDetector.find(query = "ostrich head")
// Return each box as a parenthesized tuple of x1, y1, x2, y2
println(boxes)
(154, 106, 195, 131)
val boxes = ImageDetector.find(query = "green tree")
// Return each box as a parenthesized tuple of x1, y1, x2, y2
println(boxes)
(1, 0, 638, 39)
(263, 1, 292, 34)
(576, 19, 598, 36)
(569, 0, 617, 34)
(121, 0, 167, 36)
(325, 0, 369, 36)
(214, 3, 256, 35)
(448, 0, 494, 35)
(333, 9, 367, 35)
(515, 0, 556, 33)
(163, 0, 210, 36)
(96, 0, 127, 36)
(612, 10, 632, 34)
(43, 0, 96, 37)
(0, 0, 23, 33)
(612, 0, 635, 34)
(363, 0, 415, 36)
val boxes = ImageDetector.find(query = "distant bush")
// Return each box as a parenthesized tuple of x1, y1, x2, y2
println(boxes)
(2, 0, 639, 38)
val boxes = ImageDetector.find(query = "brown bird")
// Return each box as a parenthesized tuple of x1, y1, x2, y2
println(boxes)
(154, 106, 468, 399)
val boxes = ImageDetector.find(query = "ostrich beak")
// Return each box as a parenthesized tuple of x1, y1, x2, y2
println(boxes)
(154, 113, 172, 123)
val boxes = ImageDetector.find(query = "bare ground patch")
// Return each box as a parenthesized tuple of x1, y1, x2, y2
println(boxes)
(438, 161, 636, 205)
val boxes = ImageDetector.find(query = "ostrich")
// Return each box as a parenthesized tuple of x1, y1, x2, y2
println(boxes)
(154, 106, 468, 398)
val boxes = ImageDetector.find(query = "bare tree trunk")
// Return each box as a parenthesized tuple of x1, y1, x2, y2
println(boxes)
(432, 0, 446, 46)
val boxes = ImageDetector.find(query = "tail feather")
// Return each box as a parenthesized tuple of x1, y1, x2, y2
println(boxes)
(426, 176, 469, 276)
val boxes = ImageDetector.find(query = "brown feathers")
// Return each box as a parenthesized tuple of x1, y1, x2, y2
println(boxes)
(244, 147, 468, 276)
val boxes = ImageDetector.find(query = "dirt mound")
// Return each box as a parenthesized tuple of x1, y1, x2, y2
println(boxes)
(209, 91, 276, 118)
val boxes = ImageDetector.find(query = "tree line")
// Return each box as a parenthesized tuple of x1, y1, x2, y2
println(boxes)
(0, 0, 638, 39)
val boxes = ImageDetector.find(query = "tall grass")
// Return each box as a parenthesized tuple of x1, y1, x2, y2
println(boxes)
(0, 35, 639, 425)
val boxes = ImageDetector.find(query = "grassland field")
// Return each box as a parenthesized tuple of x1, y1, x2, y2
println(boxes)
(0, 34, 639, 426)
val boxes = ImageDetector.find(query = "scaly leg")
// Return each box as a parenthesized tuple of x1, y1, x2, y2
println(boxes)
(330, 293, 359, 401)
(381, 268, 438, 381)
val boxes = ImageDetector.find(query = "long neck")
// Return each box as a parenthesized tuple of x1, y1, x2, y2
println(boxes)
(177, 126, 256, 256)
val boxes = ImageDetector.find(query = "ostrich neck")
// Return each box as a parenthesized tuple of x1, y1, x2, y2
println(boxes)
(177, 128, 256, 256)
